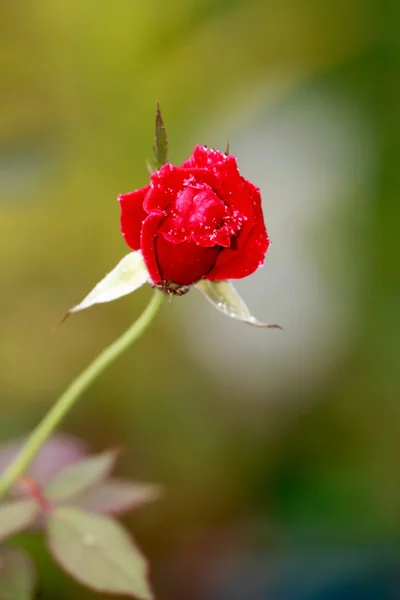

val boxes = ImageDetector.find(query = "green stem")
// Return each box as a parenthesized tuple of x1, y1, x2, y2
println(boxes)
(0, 289, 165, 499)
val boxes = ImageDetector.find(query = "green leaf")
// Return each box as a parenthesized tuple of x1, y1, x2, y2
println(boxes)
(195, 280, 282, 329)
(47, 507, 153, 599)
(0, 546, 36, 600)
(0, 501, 38, 544)
(152, 102, 168, 170)
(63, 252, 149, 321)
(45, 450, 119, 503)
(71, 479, 161, 516)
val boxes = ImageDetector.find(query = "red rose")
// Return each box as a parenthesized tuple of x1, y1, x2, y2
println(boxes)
(118, 145, 269, 287)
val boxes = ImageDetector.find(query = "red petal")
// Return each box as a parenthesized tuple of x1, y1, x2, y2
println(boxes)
(144, 163, 220, 214)
(118, 187, 149, 250)
(144, 164, 187, 213)
(181, 145, 228, 170)
(182, 146, 253, 232)
(191, 228, 231, 248)
(207, 180, 269, 280)
(155, 236, 220, 285)
(141, 212, 164, 283)
(158, 185, 227, 247)
(213, 158, 251, 211)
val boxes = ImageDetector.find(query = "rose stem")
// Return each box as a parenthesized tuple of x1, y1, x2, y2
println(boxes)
(0, 288, 165, 499)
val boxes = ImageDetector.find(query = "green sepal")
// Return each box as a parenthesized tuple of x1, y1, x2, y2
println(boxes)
(151, 101, 168, 170)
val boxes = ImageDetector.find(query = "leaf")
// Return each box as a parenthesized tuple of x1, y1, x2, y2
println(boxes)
(0, 501, 39, 544)
(45, 450, 119, 503)
(152, 101, 168, 170)
(0, 546, 36, 600)
(71, 480, 161, 516)
(47, 507, 153, 599)
(62, 252, 149, 321)
(195, 280, 282, 329)
(0, 435, 87, 494)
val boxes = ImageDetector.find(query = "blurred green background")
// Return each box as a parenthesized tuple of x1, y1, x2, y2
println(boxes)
(1, 0, 400, 598)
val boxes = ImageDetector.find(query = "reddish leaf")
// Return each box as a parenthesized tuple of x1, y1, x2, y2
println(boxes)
(0, 435, 86, 493)
(71, 479, 161, 516)
(45, 450, 119, 503)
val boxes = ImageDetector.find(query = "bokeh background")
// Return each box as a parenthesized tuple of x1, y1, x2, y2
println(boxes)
(1, 0, 400, 598)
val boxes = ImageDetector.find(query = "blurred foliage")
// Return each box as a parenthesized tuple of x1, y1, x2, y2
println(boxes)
(1, 0, 399, 598)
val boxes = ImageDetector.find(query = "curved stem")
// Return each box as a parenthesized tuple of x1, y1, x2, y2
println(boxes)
(0, 289, 165, 499)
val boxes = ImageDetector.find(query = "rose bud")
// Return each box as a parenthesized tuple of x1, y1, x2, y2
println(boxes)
(119, 145, 269, 289)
